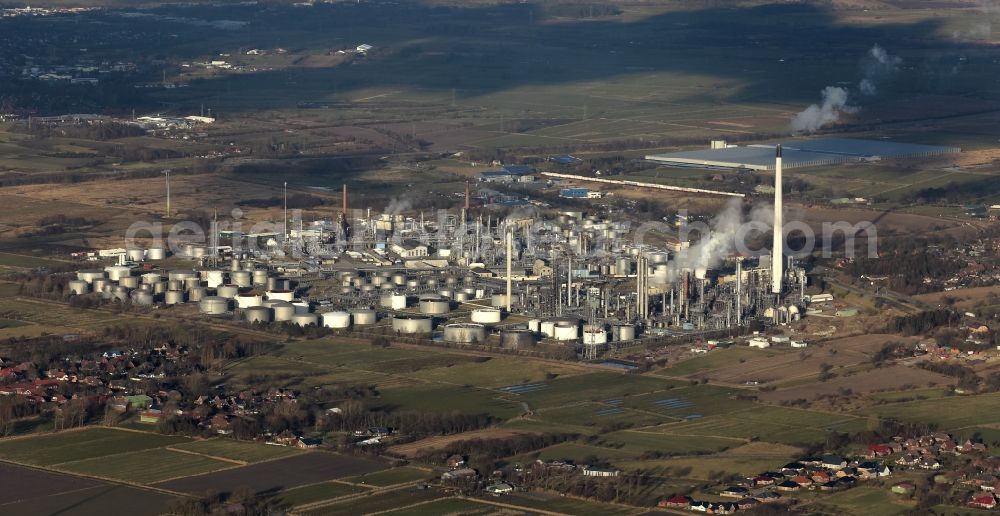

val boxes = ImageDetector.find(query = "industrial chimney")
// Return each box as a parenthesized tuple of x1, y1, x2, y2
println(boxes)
(771, 145, 783, 295)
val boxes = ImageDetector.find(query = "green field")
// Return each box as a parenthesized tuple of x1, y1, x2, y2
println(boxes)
(516, 441, 638, 464)
(169, 438, 303, 463)
(599, 430, 743, 456)
(374, 384, 522, 419)
(503, 494, 636, 516)
(661, 348, 780, 377)
(536, 402, 670, 429)
(303, 488, 445, 516)
(812, 486, 912, 516)
(616, 455, 785, 481)
(0, 427, 191, 466)
(858, 392, 1000, 430)
(59, 448, 232, 484)
(378, 497, 499, 516)
(654, 405, 869, 446)
(345, 467, 430, 487)
(514, 373, 682, 409)
(272, 481, 371, 508)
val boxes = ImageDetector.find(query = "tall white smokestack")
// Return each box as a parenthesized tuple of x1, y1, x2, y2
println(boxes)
(771, 145, 783, 295)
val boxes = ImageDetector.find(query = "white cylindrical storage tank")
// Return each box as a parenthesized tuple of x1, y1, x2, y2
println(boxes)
(426, 278, 438, 288)
(188, 287, 207, 302)
(105, 266, 132, 281)
(164, 290, 185, 305)
(391, 314, 433, 334)
(462, 287, 476, 297)
(490, 294, 509, 309)
(168, 269, 198, 282)
(453, 292, 469, 302)
(390, 294, 407, 310)
(77, 269, 106, 284)
(231, 271, 252, 288)
(266, 277, 279, 291)
(583, 325, 608, 344)
(501, 329, 536, 348)
(272, 301, 295, 322)
(200, 296, 230, 315)
(216, 284, 239, 299)
(141, 272, 161, 285)
(126, 248, 145, 262)
(167, 280, 183, 291)
(91, 278, 109, 292)
(445, 276, 458, 286)
(528, 319, 541, 334)
(153, 282, 167, 295)
(443, 323, 487, 344)
(111, 286, 130, 302)
(252, 269, 268, 286)
(438, 289, 454, 299)
(180, 243, 195, 258)
(553, 321, 579, 341)
(647, 251, 669, 265)
(230, 258, 241, 271)
(68, 280, 90, 295)
(615, 258, 631, 275)
(540, 320, 556, 338)
(266, 289, 294, 302)
(406, 279, 419, 290)
(391, 273, 407, 286)
(132, 290, 154, 306)
(204, 270, 225, 288)
(100, 285, 114, 300)
(291, 313, 318, 327)
(321, 311, 351, 329)
(147, 247, 166, 260)
(119, 276, 139, 289)
(291, 300, 310, 314)
(361, 284, 376, 294)
(350, 308, 377, 325)
(236, 293, 263, 309)
(612, 324, 636, 341)
(191, 247, 208, 259)
(379, 283, 394, 292)
(418, 296, 451, 315)
(183, 277, 200, 290)
(470, 308, 502, 324)
(244, 306, 271, 324)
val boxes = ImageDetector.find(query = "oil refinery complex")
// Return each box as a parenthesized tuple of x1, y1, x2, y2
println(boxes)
(73, 149, 815, 360)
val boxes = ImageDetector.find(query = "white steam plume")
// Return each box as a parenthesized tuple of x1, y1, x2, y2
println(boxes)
(789, 86, 854, 133)
(859, 44, 902, 96)
(666, 199, 774, 281)
(384, 196, 413, 215)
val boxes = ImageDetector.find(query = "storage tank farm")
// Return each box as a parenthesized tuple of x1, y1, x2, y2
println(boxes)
(76, 178, 806, 361)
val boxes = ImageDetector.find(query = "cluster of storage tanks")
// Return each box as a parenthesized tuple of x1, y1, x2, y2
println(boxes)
(337, 269, 487, 301)
(70, 263, 382, 329)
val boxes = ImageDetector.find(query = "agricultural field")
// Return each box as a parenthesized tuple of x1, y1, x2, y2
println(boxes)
(810, 486, 913, 515)
(661, 347, 781, 377)
(302, 487, 445, 516)
(652, 405, 869, 446)
(858, 392, 1000, 430)
(345, 467, 431, 487)
(0, 427, 191, 467)
(168, 438, 303, 464)
(272, 481, 371, 509)
(377, 497, 499, 516)
(58, 448, 234, 484)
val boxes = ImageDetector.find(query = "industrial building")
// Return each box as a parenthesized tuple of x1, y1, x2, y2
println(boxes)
(644, 138, 960, 171)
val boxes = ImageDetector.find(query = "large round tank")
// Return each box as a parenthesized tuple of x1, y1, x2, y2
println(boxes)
(438, 288, 454, 299)
(105, 265, 132, 281)
(183, 277, 200, 290)
(615, 258, 632, 275)
(244, 306, 271, 323)
(164, 290, 185, 305)
(180, 244, 195, 258)
(131, 290, 154, 306)
(527, 319, 541, 334)
(418, 296, 451, 315)
(361, 284, 376, 294)
(230, 258, 241, 271)
(125, 248, 145, 262)
(265, 277, 279, 291)
(190, 246, 208, 259)
(153, 282, 167, 295)
(77, 269, 106, 284)
(321, 311, 351, 329)
(110, 286, 130, 302)
(425, 278, 438, 288)
(291, 313, 318, 327)
(501, 329, 537, 348)
(204, 270, 225, 288)
(454, 292, 469, 302)
(583, 324, 608, 344)
(647, 251, 669, 265)
(252, 269, 268, 286)
(443, 323, 487, 344)
(266, 290, 294, 302)
(91, 278, 109, 292)
(100, 285, 114, 300)
(272, 301, 295, 322)
(119, 276, 139, 289)
(553, 321, 579, 341)
(188, 287, 207, 302)
(68, 280, 90, 295)
(406, 279, 420, 290)
(380, 293, 407, 310)
(491, 294, 510, 308)
(611, 324, 636, 341)
(391, 314, 433, 334)
(379, 283, 394, 292)
(141, 272, 161, 285)
(168, 269, 198, 282)
(147, 247, 167, 260)
(470, 308, 502, 324)
(216, 284, 239, 299)
(391, 273, 407, 286)
(231, 271, 252, 288)
(291, 300, 310, 314)
(445, 276, 458, 286)
(167, 280, 183, 291)
(236, 293, 263, 309)
(350, 308, 377, 325)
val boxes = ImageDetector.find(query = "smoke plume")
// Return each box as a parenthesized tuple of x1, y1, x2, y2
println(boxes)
(789, 86, 854, 133)
(384, 196, 413, 215)
(859, 44, 902, 96)
(667, 199, 775, 281)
